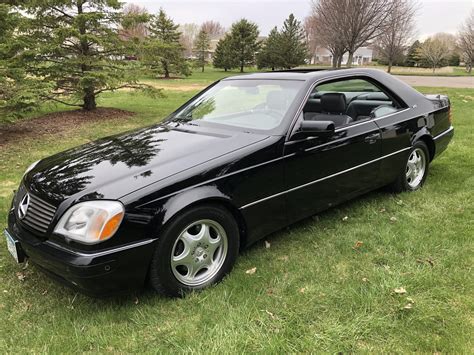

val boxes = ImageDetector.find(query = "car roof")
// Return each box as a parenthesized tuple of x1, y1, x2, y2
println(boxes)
(221, 68, 391, 82)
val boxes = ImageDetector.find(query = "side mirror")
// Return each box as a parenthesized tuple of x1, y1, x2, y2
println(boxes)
(291, 120, 335, 141)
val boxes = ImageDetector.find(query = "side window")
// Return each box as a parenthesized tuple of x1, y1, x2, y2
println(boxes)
(303, 77, 401, 128)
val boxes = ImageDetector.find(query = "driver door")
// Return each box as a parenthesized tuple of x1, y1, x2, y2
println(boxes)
(283, 77, 386, 222)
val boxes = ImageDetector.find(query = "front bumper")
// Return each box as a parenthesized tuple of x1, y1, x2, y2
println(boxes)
(5, 221, 156, 297)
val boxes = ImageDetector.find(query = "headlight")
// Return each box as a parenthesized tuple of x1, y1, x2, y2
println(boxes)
(54, 201, 125, 244)
(23, 160, 40, 177)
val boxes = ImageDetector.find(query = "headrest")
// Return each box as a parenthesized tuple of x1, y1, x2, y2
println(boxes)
(303, 99, 321, 112)
(266, 91, 287, 112)
(321, 93, 346, 114)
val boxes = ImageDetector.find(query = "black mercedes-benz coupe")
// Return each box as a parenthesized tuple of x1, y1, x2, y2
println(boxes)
(5, 69, 453, 297)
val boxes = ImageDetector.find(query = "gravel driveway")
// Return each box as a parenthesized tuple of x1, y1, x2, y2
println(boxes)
(395, 75, 474, 88)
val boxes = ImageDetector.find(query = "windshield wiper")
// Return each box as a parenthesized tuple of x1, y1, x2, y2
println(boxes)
(172, 116, 193, 122)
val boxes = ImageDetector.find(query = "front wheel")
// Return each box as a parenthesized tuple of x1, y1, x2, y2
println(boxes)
(391, 141, 429, 192)
(148, 204, 239, 297)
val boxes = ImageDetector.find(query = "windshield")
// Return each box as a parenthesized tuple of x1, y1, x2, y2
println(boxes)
(170, 79, 304, 131)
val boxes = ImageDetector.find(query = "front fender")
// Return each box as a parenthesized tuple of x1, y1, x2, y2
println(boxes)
(147, 185, 240, 236)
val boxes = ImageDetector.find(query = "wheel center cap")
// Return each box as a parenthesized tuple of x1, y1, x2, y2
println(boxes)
(196, 248, 204, 257)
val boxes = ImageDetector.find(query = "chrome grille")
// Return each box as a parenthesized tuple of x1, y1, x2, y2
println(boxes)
(18, 191, 57, 234)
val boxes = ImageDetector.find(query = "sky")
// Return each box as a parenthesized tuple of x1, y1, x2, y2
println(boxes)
(129, 0, 473, 39)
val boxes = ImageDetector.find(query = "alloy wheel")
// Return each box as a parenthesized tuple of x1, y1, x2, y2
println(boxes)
(406, 147, 426, 188)
(170, 219, 228, 287)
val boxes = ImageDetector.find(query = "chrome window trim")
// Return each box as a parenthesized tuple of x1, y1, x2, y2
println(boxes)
(239, 146, 411, 210)
(285, 73, 411, 141)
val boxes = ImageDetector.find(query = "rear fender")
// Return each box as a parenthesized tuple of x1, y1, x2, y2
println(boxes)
(411, 127, 435, 161)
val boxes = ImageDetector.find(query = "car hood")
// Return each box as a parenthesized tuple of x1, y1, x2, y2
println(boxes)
(24, 123, 270, 204)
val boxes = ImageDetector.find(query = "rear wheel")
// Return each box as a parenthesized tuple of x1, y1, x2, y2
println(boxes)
(391, 141, 429, 192)
(148, 204, 239, 297)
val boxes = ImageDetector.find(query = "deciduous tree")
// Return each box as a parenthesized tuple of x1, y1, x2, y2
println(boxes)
(309, 1, 348, 67)
(180, 23, 200, 57)
(458, 11, 474, 73)
(311, 0, 396, 67)
(120, 4, 150, 41)
(374, 0, 418, 73)
(303, 15, 320, 64)
(418, 37, 450, 73)
(200, 20, 225, 40)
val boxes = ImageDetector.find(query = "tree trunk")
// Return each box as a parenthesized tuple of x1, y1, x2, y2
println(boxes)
(163, 60, 170, 78)
(240, 61, 244, 73)
(432, 65, 436, 73)
(224, 68, 228, 72)
(337, 55, 343, 68)
(201, 64, 205, 72)
(83, 89, 96, 111)
(332, 55, 337, 68)
(387, 59, 392, 73)
(346, 51, 354, 68)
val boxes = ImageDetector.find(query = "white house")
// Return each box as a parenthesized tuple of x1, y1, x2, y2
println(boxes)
(312, 46, 374, 66)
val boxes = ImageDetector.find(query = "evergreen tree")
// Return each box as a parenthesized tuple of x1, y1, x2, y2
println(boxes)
(279, 14, 308, 69)
(257, 27, 283, 70)
(194, 29, 211, 72)
(13, 0, 156, 111)
(228, 19, 260, 72)
(213, 35, 238, 71)
(0, 4, 47, 119)
(146, 9, 190, 78)
(405, 40, 422, 67)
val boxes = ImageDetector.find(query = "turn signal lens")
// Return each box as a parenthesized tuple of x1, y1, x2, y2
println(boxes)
(99, 212, 124, 240)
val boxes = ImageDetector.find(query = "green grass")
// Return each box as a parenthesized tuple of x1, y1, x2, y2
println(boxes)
(0, 84, 473, 352)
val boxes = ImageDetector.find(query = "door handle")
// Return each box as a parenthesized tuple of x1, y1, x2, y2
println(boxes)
(364, 133, 380, 144)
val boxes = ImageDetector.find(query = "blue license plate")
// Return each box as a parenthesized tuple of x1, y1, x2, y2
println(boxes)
(4, 230, 23, 263)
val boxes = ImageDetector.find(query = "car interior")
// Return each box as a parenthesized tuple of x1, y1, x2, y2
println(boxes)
(303, 78, 401, 128)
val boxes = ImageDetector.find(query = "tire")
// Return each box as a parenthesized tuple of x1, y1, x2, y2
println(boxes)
(391, 140, 430, 193)
(148, 204, 239, 297)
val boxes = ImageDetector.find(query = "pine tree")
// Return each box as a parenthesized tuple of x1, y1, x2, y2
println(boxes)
(228, 19, 260, 72)
(405, 40, 422, 67)
(0, 4, 47, 119)
(213, 35, 238, 71)
(257, 27, 283, 70)
(13, 0, 156, 111)
(279, 14, 308, 69)
(146, 9, 190, 78)
(194, 29, 211, 72)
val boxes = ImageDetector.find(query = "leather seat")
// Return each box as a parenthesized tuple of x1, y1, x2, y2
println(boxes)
(346, 99, 393, 120)
(305, 93, 353, 127)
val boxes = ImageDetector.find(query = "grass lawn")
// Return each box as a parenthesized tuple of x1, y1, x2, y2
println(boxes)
(0, 80, 473, 352)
